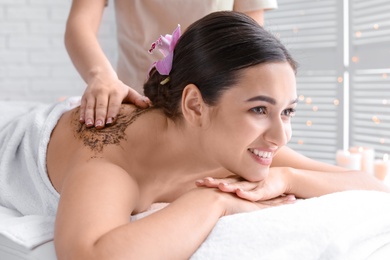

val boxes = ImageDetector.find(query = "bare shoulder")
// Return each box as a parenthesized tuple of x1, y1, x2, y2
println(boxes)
(69, 104, 150, 153)
(47, 104, 150, 193)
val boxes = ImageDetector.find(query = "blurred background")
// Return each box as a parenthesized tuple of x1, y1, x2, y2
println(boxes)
(0, 0, 116, 102)
(0, 0, 389, 163)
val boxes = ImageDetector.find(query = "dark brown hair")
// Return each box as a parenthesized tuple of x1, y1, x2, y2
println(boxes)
(144, 11, 297, 119)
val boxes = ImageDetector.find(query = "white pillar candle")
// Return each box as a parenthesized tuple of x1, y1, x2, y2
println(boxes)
(349, 146, 375, 174)
(336, 150, 362, 170)
(374, 154, 390, 181)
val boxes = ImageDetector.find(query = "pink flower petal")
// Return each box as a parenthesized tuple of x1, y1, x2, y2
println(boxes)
(147, 24, 181, 77)
(158, 36, 171, 57)
(155, 52, 173, 75)
(170, 25, 181, 52)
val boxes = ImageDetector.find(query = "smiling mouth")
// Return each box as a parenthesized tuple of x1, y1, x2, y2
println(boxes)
(248, 148, 272, 159)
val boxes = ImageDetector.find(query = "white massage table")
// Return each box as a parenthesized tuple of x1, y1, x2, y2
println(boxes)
(2, 190, 390, 260)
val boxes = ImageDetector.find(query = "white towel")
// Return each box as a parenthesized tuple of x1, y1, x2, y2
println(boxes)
(0, 98, 80, 216)
(191, 190, 390, 260)
(0, 206, 55, 250)
(0, 98, 81, 251)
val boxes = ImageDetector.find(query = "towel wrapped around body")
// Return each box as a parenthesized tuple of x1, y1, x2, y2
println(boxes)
(0, 97, 80, 216)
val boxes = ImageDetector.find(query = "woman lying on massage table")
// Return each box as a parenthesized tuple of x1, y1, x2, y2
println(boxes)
(42, 11, 389, 259)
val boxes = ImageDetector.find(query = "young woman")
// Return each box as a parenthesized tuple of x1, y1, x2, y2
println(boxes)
(1, 11, 387, 259)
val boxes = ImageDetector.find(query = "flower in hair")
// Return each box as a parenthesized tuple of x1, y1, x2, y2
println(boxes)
(148, 24, 181, 76)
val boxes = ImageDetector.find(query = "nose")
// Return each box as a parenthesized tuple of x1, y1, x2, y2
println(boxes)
(263, 116, 290, 147)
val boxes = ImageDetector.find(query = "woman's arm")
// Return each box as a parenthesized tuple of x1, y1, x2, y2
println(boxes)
(271, 146, 349, 172)
(196, 146, 389, 201)
(55, 161, 222, 259)
(284, 166, 390, 198)
(273, 146, 390, 196)
(55, 161, 291, 259)
(65, 0, 148, 128)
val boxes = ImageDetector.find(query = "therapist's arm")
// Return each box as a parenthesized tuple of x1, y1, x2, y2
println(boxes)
(65, 0, 149, 129)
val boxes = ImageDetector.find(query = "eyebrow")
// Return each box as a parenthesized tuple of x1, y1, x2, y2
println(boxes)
(246, 95, 299, 105)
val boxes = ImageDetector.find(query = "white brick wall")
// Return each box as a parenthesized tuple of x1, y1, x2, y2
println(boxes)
(0, 0, 117, 102)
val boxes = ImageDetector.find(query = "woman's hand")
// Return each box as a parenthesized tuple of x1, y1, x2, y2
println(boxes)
(216, 187, 296, 216)
(196, 167, 293, 202)
(80, 78, 152, 129)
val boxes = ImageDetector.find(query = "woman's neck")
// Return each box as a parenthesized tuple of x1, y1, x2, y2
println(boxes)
(120, 107, 220, 203)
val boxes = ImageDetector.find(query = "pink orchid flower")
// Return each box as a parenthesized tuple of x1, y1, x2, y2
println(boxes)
(148, 24, 181, 76)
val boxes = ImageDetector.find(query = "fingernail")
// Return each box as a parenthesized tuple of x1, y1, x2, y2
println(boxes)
(95, 120, 104, 127)
(142, 96, 152, 107)
(195, 180, 204, 185)
(86, 119, 93, 127)
(221, 182, 228, 186)
(79, 117, 84, 122)
(106, 117, 113, 125)
(286, 195, 296, 201)
(205, 177, 214, 182)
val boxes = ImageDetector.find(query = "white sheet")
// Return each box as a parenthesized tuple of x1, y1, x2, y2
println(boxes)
(1, 190, 390, 259)
(191, 190, 390, 260)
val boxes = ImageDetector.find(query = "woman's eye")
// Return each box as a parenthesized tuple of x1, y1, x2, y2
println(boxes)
(282, 108, 296, 117)
(251, 106, 266, 115)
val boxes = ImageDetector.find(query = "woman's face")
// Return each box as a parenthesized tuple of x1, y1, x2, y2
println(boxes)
(204, 62, 297, 182)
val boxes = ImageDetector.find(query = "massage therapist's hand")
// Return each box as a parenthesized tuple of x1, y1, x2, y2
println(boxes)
(80, 77, 151, 129)
(196, 167, 293, 202)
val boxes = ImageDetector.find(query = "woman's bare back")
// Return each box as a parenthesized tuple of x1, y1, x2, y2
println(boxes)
(46, 104, 148, 194)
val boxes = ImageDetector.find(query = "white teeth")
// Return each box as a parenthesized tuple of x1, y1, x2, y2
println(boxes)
(249, 148, 272, 158)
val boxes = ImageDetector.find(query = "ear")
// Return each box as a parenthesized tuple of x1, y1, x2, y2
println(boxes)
(181, 84, 208, 126)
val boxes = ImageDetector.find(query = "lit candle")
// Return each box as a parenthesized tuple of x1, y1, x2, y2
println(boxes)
(349, 146, 375, 174)
(336, 150, 362, 170)
(374, 154, 390, 181)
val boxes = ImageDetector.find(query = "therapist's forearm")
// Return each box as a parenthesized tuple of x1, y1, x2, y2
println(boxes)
(65, 22, 117, 84)
(244, 10, 265, 26)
